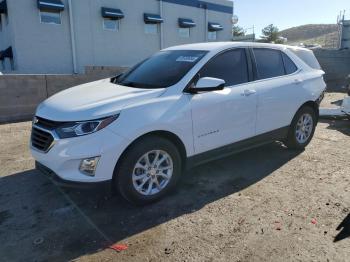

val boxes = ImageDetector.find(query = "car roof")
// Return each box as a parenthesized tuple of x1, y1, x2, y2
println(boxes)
(164, 42, 310, 53)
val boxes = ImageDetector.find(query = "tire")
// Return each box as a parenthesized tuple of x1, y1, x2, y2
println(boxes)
(115, 135, 182, 205)
(284, 106, 317, 150)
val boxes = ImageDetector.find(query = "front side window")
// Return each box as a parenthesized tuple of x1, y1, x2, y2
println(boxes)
(116, 50, 208, 89)
(40, 10, 61, 25)
(199, 49, 249, 87)
(103, 18, 119, 31)
(145, 23, 158, 34)
(253, 48, 285, 80)
(179, 28, 190, 38)
(208, 31, 217, 41)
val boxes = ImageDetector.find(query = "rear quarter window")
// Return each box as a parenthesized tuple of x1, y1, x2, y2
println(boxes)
(282, 53, 298, 74)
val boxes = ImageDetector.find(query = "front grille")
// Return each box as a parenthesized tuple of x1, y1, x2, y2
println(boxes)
(31, 127, 54, 152)
(35, 116, 64, 130)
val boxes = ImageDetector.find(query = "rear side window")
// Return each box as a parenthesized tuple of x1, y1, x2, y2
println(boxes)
(199, 48, 249, 86)
(253, 48, 285, 79)
(282, 53, 298, 74)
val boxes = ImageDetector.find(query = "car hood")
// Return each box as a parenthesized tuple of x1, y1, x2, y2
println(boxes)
(36, 78, 165, 121)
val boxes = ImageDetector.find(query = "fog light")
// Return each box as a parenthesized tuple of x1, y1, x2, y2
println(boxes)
(79, 157, 100, 176)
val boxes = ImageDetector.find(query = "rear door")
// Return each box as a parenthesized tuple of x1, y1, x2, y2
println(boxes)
(251, 48, 300, 135)
(190, 48, 257, 154)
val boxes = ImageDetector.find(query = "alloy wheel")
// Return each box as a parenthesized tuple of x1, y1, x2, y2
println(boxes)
(295, 113, 314, 144)
(132, 150, 174, 196)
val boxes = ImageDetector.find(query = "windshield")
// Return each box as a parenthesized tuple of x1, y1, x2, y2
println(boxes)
(116, 50, 208, 89)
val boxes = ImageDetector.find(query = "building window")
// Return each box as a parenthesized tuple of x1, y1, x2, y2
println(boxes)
(143, 13, 163, 35)
(208, 31, 217, 41)
(103, 18, 119, 31)
(207, 22, 222, 41)
(0, 14, 6, 30)
(179, 28, 190, 38)
(0, 46, 14, 71)
(145, 23, 158, 35)
(0, 0, 7, 27)
(178, 18, 196, 38)
(101, 7, 124, 31)
(40, 10, 61, 25)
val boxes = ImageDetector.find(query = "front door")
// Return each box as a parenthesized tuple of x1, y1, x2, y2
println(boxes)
(190, 48, 257, 154)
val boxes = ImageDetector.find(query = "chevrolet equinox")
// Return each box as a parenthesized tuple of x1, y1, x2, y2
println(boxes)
(31, 42, 326, 205)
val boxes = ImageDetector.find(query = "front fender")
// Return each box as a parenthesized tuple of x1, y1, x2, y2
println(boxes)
(106, 94, 195, 157)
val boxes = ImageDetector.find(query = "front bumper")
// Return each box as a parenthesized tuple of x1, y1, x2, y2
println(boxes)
(35, 161, 111, 189)
(30, 127, 131, 183)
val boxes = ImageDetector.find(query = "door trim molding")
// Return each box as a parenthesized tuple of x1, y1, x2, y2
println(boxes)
(186, 126, 289, 168)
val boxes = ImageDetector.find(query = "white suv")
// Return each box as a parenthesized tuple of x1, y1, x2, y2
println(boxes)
(31, 42, 326, 205)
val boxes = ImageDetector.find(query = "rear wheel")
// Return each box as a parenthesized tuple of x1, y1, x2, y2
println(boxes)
(115, 136, 182, 205)
(285, 106, 317, 150)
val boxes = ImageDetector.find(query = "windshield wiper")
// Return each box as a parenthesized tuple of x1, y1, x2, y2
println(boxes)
(110, 73, 123, 84)
(116, 81, 142, 88)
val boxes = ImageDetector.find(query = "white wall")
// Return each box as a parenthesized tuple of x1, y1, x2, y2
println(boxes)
(0, 5, 14, 72)
(7, 0, 233, 74)
(8, 0, 73, 74)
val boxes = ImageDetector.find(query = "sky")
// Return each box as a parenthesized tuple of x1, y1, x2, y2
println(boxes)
(232, 0, 349, 37)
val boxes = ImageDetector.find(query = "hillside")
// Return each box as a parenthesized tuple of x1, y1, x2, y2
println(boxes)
(280, 24, 339, 48)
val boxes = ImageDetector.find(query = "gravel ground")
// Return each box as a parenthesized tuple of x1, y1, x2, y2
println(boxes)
(0, 93, 349, 262)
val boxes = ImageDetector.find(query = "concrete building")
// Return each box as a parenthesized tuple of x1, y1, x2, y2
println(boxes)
(0, 0, 233, 74)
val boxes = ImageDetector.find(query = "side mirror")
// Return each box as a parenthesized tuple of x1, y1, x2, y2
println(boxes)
(190, 77, 225, 93)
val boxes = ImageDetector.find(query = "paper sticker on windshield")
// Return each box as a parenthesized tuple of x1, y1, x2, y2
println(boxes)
(176, 56, 200, 63)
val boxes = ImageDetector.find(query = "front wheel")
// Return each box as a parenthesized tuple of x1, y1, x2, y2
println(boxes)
(285, 106, 317, 150)
(115, 136, 182, 205)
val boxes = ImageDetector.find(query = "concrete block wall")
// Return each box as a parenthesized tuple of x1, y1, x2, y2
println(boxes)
(46, 66, 128, 96)
(0, 75, 47, 122)
(314, 49, 350, 92)
(0, 67, 127, 123)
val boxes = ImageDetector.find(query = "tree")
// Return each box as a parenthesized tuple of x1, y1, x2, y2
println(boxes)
(232, 25, 245, 37)
(260, 24, 282, 43)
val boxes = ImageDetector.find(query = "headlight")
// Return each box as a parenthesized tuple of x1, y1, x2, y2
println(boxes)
(55, 115, 119, 139)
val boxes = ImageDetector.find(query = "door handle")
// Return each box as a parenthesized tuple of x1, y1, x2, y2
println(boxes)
(294, 79, 303, 85)
(242, 89, 257, 96)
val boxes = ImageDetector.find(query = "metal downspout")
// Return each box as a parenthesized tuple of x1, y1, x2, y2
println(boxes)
(205, 6, 208, 42)
(68, 0, 77, 74)
(159, 0, 164, 49)
(231, 1, 234, 39)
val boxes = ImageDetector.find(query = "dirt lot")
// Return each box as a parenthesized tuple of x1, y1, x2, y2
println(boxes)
(0, 93, 349, 262)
